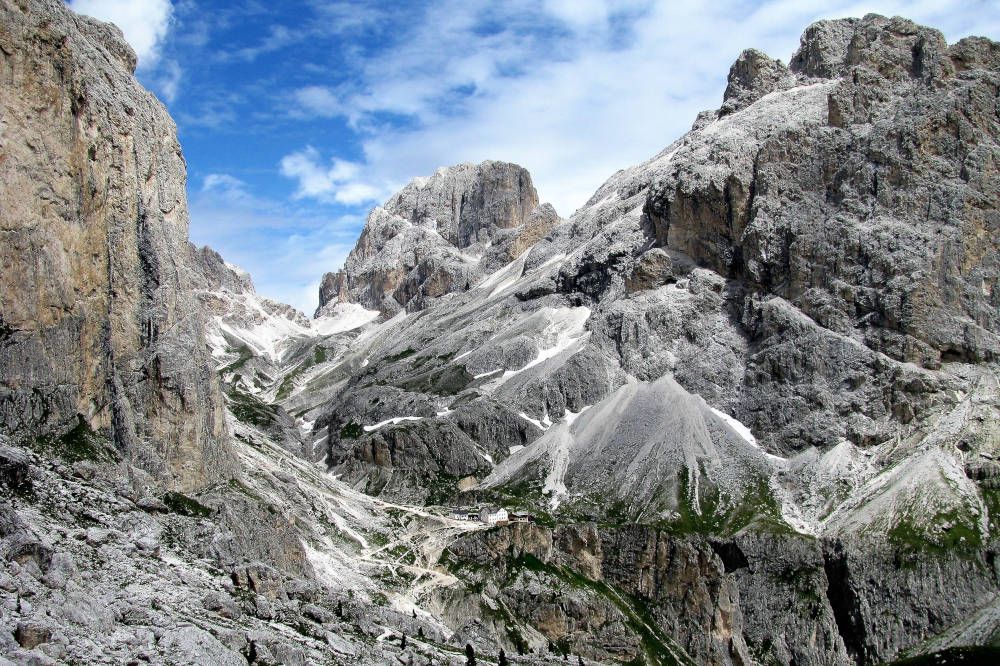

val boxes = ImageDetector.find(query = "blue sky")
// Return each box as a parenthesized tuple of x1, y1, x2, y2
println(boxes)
(68, 0, 1000, 314)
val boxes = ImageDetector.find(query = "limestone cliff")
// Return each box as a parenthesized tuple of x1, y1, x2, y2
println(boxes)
(0, 0, 233, 490)
(318, 161, 559, 314)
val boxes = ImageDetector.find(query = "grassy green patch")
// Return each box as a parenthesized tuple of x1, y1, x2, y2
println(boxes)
(978, 484, 1000, 529)
(163, 491, 213, 518)
(398, 364, 474, 396)
(886, 646, 1000, 665)
(425, 472, 464, 505)
(219, 345, 253, 375)
(650, 473, 789, 538)
(314, 346, 328, 364)
(385, 347, 416, 363)
(775, 565, 823, 604)
(887, 508, 982, 556)
(340, 422, 364, 439)
(33, 416, 115, 463)
(227, 478, 265, 503)
(226, 386, 280, 429)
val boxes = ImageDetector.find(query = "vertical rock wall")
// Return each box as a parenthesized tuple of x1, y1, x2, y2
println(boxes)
(0, 0, 233, 490)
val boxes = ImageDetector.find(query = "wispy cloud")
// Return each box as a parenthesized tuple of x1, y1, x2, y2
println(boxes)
(278, 0, 1000, 216)
(291, 85, 342, 118)
(221, 24, 300, 62)
(173, 0, 998, 312)
(189, 172, 362, 313)
(279, 146, 384, 205)
(153, 58, 183, 102)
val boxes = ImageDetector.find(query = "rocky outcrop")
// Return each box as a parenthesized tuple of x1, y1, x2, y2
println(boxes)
(5, 2, 1000, 664)
(0, 0, 232, 490)
(297, 13, 1000, 664)
(445, 523, 1000, 666)
(318, 161, 559, 314)
(640, 14, 1000, 453)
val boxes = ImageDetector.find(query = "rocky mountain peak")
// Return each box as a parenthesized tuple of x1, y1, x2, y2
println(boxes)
(6, 3, 1000, 664)
(721, 48, 797, 114)
(318, 160, 559, 315)
(789, 14, 952, 82)
(384, 160, 541, 248)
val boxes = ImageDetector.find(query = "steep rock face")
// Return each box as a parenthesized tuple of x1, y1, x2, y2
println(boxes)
(318, 161, 559, 314)
(445, 524, 751, 665)
(642, 14, 1000, 452)
(0, 0, 232, 490)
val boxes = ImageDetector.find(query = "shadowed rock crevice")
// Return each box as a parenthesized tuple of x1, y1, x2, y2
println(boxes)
(823, 547, 868, 665)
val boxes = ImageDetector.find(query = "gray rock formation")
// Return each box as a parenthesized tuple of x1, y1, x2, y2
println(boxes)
(318, 161, 560, 314)
(300, 12, 1000, 665)
(0, 0, 232, 491)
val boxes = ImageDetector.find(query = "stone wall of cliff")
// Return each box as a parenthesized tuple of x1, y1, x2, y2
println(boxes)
(0, 0, 233, 491)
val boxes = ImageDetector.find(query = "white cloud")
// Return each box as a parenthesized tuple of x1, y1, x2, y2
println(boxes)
(286, 0, 1000, 217)
(291, 85, 342, 117)
(202, 173, 251, 199)
(68, 0, 173, 66)
(194, 0, 1000, 313)
(154, 58, 182, 102)
(279, 146, 384, 205)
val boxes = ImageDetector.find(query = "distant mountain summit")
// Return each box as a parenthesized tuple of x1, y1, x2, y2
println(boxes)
(318, 160, 559, 315)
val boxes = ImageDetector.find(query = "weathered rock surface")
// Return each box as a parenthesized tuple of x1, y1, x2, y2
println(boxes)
(0, 0, 232, 491)
(319, 161, 560, 314)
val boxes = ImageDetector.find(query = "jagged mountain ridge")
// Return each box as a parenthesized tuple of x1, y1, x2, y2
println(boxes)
(275, 13, 999, 664)
(2, 2, 1000, 665)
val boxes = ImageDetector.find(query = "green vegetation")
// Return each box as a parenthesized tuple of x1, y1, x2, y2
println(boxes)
(650, 474, 790, 538)
(887, 508, 982, 556)
(385, 347, 416, 363)
(399, 364, 474, 396)
(33, 415, 115, 463)
(314, 346, 328, 364)
(775, 565, 823, 604)
(275, 343, 335, 400)
(340, 421, 364, 439)
(163, 491, 213, 517)
(226, 386, 280, 429)
(425, 472, 463, 505)
(219, 344, 253, 375)
(886, 646, 1000, 665)
(227, 478, 265, 503)
(478, 474, 558, 527)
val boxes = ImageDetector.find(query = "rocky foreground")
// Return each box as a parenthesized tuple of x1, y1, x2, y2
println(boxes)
(1, 1, 999, 664)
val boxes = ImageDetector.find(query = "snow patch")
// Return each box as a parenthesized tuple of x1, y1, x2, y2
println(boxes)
(311, 302, 380, 336)
(364, 416, 424, 432)
(496, 306, 591, 382)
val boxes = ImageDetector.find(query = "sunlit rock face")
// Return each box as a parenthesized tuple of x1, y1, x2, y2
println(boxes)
(0, 0, 232, 491)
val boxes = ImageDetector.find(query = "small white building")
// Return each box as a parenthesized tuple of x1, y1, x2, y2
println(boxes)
(479, 507, 509, 526)
(450, 508, 481, 522)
